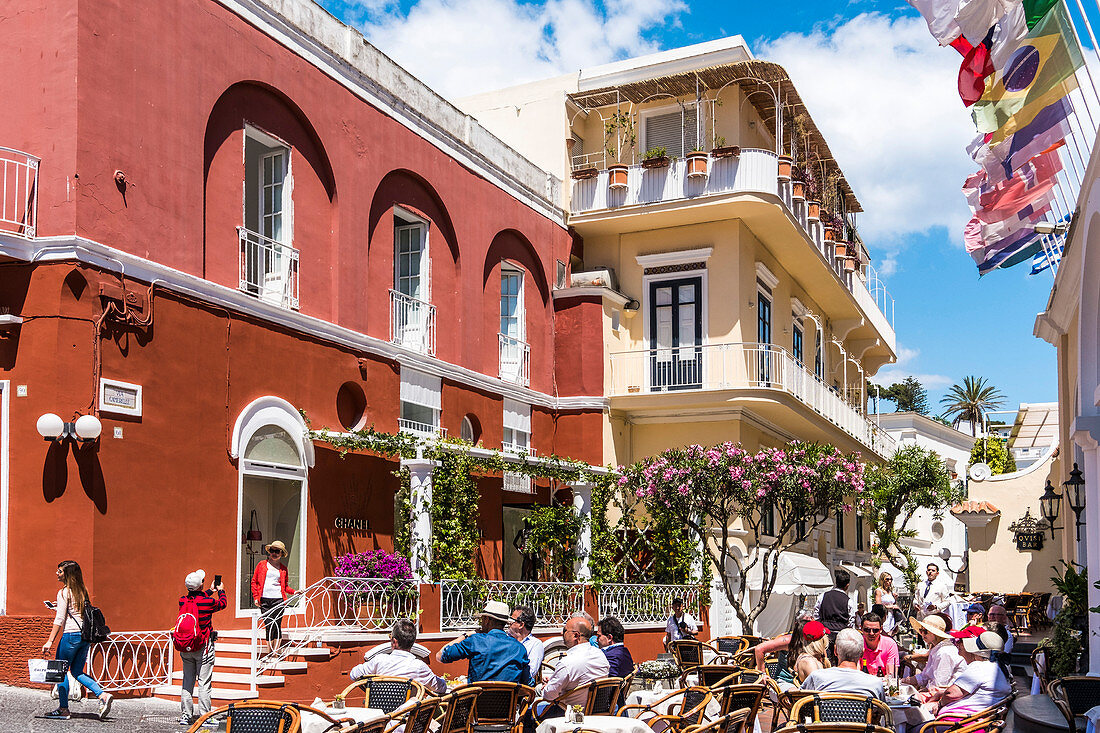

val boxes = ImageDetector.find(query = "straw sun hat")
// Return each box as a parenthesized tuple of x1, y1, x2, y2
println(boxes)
(910, 614, 951, 639)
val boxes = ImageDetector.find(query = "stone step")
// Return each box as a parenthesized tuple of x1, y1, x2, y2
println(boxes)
(154, 685, 257, 703)
(210, 656, 308, 673)
(171, 670, 284, 686)
(214, 642, 331, 659)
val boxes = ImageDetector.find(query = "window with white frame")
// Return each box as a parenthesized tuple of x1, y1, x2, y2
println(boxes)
(394, 211, 429, 301)
(502, 399, 533, 492)
(792, 321, 804, 366)
(643, 105, 699, 159)
(241, 126, 296, 307)
(500, 265, 528, 384)
(399, 368, 441, 437)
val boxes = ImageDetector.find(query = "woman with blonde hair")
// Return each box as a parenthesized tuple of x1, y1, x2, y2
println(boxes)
(41, 560, 113, 720)
(875, 572, 902, 635)
(791, 619, 831, 683)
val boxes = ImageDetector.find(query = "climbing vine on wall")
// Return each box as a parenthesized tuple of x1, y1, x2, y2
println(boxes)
(524, 500, 586, 581)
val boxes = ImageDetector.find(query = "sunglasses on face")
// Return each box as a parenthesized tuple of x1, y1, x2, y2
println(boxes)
(862, 628, 881, 635)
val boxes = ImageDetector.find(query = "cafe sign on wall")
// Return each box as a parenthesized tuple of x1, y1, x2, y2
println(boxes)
(1009, 509, 1048, 552)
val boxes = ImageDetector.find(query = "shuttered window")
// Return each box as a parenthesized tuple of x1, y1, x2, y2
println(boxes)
(644, 107, 698, 158)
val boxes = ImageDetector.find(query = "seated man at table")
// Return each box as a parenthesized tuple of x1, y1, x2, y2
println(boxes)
(860, 613, 899, 676)
(509, 605, 546, 684)
(438, 600, 531, 685)
(934, 631, 1010, 720)
(801, 628, 885, 701)
(537, 616, 611, 716)
(596, 616, 634, 678)
(350, 618, 447, 693)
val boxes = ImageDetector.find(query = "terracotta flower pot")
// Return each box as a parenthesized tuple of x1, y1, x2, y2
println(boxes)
(792, 181, 805, 199)
(834, 242, 849, 257)
(686, 152, 709, 178)
(641, 156, 670, 169)
(823, 228, 835, 242)
(608, 165, 629, 189)
(844, 257, 858, 272)
(807, 200, 820, 219)
(778, 155, 792, 179)
(711, 145, 740, 159)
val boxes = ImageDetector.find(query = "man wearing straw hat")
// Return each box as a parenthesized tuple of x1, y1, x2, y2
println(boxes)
(438, 600, 532, 684)
(904, 614, 966, 692)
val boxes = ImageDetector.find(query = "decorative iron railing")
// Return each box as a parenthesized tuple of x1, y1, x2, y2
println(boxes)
(597, 584, 703, 628)
(398, 418, 446, 438)
(440, 579, 585, 630)
(0, 146, 38, 238)
(87, 630, 174, 692)
(499, 333, 530, 386)
(390, 289, 436, 355)
(238, 226, 299, 309)
(251, 576, 420, 678)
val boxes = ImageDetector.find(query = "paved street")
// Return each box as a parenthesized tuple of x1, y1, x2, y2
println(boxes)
(0, 685, 182, 733)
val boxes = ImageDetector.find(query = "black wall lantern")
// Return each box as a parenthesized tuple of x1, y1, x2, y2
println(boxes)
(1039, 479, 1061, 540)
(1064, 463, 1086, 541)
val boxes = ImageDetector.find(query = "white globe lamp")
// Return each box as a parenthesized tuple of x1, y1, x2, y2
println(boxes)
(74, 414, 103, 441)
(36, 413, 65, 440)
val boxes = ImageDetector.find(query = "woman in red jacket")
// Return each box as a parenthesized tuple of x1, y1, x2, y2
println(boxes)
(251, 541, 295, 653)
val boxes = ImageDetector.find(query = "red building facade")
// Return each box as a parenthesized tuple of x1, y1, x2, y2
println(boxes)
(0, 0, 635, 695)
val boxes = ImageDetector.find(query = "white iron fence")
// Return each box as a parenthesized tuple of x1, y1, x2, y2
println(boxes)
(609, 342, 896, 457)
(440, 579, 585, 630)
(238, 226, 299, 309)
(0, 146, 38, 238)
(251, 577, 420, 678)
(87, 630, 174, 692)
(398, 418, 446, 438)
(597, 584, 703, 628)
(499, 333, 530, 386)
(390, 289, 436, 355)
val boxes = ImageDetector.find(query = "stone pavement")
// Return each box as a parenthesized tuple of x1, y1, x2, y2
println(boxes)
(0, 685, 183, 732)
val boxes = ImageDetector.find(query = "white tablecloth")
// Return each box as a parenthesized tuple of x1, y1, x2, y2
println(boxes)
(1083, 704, 1100, 733)
(537, 715, 655, 733)
(624, 689, 721, 719)
(889, 702, 933, 733)
(302, 705, 385, 733)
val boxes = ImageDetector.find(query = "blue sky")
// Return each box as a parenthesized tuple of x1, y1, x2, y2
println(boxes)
(319, 0, 1072, 416)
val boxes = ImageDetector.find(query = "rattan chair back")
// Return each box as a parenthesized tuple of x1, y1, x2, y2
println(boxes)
(789, 693, 891, 726)
(471, 681, 535, 733)
(339, 676, 427, 714)
(187, 701, 302, 733)
(697, 665, 743, 688)
(439, 686, 482, 733)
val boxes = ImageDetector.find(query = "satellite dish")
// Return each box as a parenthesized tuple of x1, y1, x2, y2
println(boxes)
(969, 463, 992, 481)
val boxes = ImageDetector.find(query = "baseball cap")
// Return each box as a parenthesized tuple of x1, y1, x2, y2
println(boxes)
(802, 620, 828, 641)
(949, 625, 987, 639)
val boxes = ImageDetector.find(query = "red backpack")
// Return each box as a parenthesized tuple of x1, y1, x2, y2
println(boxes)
(172, 596, 209, 652)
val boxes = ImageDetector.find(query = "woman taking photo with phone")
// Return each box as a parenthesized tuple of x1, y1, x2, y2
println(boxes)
(41, 560, 113, 720)
(251, 541, 295, 653)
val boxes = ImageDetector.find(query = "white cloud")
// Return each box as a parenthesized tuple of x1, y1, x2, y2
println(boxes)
(760, 14, 978, 250)
(351, 0, 686, 100)
(870, 345, 953, 388)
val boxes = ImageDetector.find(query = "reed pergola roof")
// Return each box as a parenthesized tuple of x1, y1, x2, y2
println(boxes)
(569, 59, 863, 213)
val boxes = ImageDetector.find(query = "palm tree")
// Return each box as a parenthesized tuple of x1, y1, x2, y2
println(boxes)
(940, 376, 1006, 435)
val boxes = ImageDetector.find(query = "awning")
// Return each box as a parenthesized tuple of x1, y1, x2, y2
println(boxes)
(744, 549, 833, 595)
(843, 564, 873, 581)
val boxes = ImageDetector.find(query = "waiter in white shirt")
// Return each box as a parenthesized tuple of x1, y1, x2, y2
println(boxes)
(508, 605, 545, 684)
(537, 616, 610, 714)
(913, 563, 952, 617)
(350, 618, 447, 693)
(663, 597, 698, 649)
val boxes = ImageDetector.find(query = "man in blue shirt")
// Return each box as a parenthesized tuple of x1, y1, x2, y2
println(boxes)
(437, 600, 531, 685)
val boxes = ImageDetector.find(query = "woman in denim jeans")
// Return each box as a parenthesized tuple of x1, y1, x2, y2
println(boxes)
(41, 560, 113, 720)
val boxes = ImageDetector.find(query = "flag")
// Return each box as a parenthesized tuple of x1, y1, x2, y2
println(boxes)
(1030, 231, 1066, 273)
(978, 232, 1044, 273)
(908, 0, 963, 44)
(972, 3, 1084, 143)
(991, 2, 1028, 69)
(973, 146, 1062, 223)
(972, 224, 1038, 265)
(1023, 0, 1059, 28)
(979, 100, 1072, 184)
(954, 30, 997, 106)
(955, 0, 1014, 44)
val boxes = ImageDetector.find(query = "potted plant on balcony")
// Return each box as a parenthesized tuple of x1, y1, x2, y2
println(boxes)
(571, 164, 598, 180)
(642, 146, 670, 169)
(843, 256, 859, 273)
(710, 136, 740, 159)
(686, 147, 709, 178)
(790, 165, 805, 200)
(834, 241, 849, 258)
(778, 154, 792, 179)
(604, 110, 635, 190)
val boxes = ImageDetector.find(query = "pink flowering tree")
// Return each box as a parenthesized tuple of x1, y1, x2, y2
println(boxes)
(619, 441, 865, 630)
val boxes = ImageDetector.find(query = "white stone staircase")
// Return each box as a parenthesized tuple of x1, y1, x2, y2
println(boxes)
(154, 629, 332, 704)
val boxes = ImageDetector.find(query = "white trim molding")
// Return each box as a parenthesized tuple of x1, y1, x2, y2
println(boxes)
(755, 261, 779, 290)
(635, 247, 713, 269)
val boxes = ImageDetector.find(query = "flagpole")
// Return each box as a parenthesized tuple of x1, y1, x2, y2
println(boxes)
(1064, 0, 1100, 136)
(1073, 0, 1100, 69)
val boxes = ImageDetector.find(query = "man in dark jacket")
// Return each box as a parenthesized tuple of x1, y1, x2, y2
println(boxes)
(814, 568, 855, 658)
(596, 616, 634, 677)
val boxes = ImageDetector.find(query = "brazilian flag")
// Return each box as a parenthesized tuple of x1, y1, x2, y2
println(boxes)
(972, 2, 1083, 145)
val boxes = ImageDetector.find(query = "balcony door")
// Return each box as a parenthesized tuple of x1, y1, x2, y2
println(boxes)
(650, 277, 702, 390)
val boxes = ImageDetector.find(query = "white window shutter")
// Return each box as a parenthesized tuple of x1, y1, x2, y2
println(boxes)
(645, 108, 698, 158)
(400, 367, 441, 410)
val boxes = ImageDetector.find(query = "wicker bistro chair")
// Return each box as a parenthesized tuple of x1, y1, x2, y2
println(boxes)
(788, 694, 892, 727)
(774, 723, 896, 733)
(340, 676, 430, 714)
(438, 686, 483, 733)
(1012, 594, 1036, 631)
(384, 697, 443, 733)
(469, 681, 536, 733)
(1031, 648, 1051, 695)
(916, 696, 1015, 733)
(673, 640, 730, 673)
(711, 683, 766, 728)
(713, 637, 751, 657)
(344, 719, 392, 733)
(619, 685, 714, 733)
(187, 701, 302, 733)
(1050, 677, 1100, 733)
(692, 665, 745, 689)
(684, 711, 753, 733)
(531, 677, 624, 721)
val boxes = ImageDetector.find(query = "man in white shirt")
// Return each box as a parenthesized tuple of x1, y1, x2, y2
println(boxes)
(350, 619, 446, 693)
(508, 605, 545, 684)
(539, 616, 610, 710)
(913, 563, 952, 617)
(802, 628, 886, 701)
(663, 597, 697, 648)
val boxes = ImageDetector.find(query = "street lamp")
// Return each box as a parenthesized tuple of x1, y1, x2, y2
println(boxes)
(1064, 463, 1086, 542)
(1039, 480, 1061, 540)
(938, 546, 968, 574)
(36, 412, 102, 443)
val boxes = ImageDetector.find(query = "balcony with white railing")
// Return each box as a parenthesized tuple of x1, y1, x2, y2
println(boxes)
(597, 584, 703, 628)
(570, 149, 778, 215)
(0, 147, 38, 238)
(499, 333, 531, 386)
(608, 342, 896, 456)
(398, 418, 446, 439)
(390, 289, 436, 356)
(238, 226, 299, 310)
(502, 442, 536, 493)
(440, 579, 585, 630)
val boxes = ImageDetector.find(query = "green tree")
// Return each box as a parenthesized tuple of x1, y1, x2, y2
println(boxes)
(940, 376, 1006, 435)
(862, 445, 963, 596)
(969, 436, 1017, 475)
(877, 377, 930, 414)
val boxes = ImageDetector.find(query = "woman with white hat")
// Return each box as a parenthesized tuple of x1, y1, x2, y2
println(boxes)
(250, 541, 296, 653)
(934, 631, 1011, 719)
(903, 614, 966, 692)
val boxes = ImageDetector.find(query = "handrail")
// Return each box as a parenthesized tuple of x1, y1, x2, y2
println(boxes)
(237, 226, 300, 309)
(86, 630, 173, 692)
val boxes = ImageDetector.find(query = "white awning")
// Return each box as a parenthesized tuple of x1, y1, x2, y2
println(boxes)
(400, 367, 441, 410)
(744, 549, 834, 595)
(843, 564, 874, 580)
(503, 398, 531, 432)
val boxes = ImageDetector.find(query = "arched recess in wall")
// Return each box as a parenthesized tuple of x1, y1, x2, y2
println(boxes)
(202, 81, 337, 309)
(482, 229, 550, 305)
(367, 169, 460, 264)
(483, 229, 551, 385)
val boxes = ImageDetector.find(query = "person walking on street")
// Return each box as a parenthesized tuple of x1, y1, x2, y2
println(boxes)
(251, 541, 295, 653)
(41, 560, 113, 720)
(177, 570, 227, 726)
(663, 597, 697, 649)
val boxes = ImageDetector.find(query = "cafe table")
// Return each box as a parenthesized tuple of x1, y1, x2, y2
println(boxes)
(888, 696, 932, 733)
(537, 715, 656, 733)
(301, 703, 386, 733)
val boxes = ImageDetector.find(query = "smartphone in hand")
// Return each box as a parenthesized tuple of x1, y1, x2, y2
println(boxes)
(43, 600, 56, 610)
(214, 574, 222, 587)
